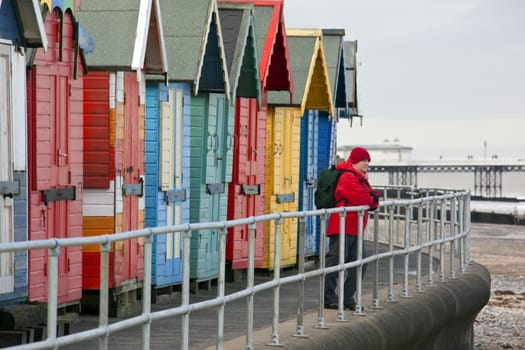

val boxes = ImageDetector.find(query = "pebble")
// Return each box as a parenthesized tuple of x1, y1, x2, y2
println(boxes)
(473, 275, 525, 349)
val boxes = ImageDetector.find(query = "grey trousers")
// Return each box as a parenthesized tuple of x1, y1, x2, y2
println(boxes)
(324, 234, 367, 305)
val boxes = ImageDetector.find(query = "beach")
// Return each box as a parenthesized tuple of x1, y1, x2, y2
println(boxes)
(470, 222, 525, 349)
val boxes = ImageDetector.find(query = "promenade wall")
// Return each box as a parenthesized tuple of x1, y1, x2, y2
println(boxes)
(279, 263, 491, 350)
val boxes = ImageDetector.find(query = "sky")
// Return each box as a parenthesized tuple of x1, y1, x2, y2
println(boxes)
(283, 0, 525, 160)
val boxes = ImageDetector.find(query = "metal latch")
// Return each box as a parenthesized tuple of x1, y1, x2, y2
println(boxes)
(165, 189, 187, 204)
(0, 181, 20, 198)
(242, 184, 260, 195)
(276, 193, 295, 204)
(207, 183, 225, 194)
(42, 186, 76, 204)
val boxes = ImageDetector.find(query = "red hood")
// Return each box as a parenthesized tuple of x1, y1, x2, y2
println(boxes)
(335, 160, 367, 178)
(335, 160, 356, 172)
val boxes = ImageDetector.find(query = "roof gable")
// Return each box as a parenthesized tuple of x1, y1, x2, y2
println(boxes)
(222, 0, 292, 97)
(268, 29, 333, 116)
(218, 3, 261, 102)
(160, 0, 229, 96)
(76, 0, 168, 74)
(34, 0, 91, 74)
(135, 0, 167, 73)
(0, 0, 47, 49)
(322, 29, 347, 109)
(344, 40, 360, 118)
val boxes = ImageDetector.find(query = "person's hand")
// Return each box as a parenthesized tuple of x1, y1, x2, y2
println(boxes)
(370, 191, 379, 203)
(369, 191, 380, 211)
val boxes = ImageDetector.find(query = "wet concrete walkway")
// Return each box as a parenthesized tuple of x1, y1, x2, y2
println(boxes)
(63, 240, 435, 349)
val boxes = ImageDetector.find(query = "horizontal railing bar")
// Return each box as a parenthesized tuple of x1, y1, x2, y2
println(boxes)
(0, 191, 468, 254)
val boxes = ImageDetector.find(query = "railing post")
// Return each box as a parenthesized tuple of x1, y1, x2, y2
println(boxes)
(246, 221, 256, 349)
(371, 210, 383, 309)
(267, 216, 283, 346)
(336, 210, 347, 322)
(294, 215, 308, 338)
(217, 225, 227, 350)
(415, 202, 423, 293)
(181, 229, 192, 350)
(449, 197, 457, 279)
(386, 204, 397, 302)
(316, 212, 329, 329)
(465, 192, 472, 264)
(459, 196, 466, 274)
(439, 200, 446, 283)
(401, 204, 412, 298)
(142, 231, 153, 350)
(98, 240, 110, 350)
(395, 190, 401, 243)
(47, 244, 59, 345)
(427, 199, 435, 287)
(354, 210, 365, 315)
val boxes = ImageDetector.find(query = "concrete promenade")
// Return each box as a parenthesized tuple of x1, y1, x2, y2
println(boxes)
(60, 238, 490, 350)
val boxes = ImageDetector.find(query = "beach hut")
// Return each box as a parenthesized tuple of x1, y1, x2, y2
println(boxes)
(76, 0, 168, 315)
(217, 2, 262, 272)
(343, 40, 361, 123)
(158, 0, 231, 287)
(144, 81, 189, 300)
(25, 0, 91, 306)
(218, 0, 293, 273)
(266, 29, 333, 268)
(143, 2, 196, 297)
(0, 0, 46, 304)
(320, 29, 347, 170)
(313, 29, 348, 255)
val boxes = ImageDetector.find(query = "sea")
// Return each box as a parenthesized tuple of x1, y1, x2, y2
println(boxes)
(368, 171, 525, 219)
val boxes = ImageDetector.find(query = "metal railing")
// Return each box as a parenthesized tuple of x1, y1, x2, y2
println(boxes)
(0, 188, 471, 350)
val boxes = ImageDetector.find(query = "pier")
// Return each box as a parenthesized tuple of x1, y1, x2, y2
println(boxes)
(368, 162, 525, 197)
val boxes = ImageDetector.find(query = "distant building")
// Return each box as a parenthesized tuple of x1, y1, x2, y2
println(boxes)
(337, 143, 413, 163)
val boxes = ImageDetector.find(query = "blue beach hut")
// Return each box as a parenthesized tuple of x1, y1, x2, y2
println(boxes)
(343, 40, 361, 123)
(0, 0, 46, 304)
(320, 29, 347, 173)
(140, 4, 191, 297)
(314, 29, 348, 255)
(145, 81, 190, 297)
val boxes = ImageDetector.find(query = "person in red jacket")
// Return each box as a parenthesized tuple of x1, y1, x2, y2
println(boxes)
(324, 146, 380, 311)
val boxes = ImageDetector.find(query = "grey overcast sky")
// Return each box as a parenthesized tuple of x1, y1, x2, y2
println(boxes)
(283, 0, 525, 160)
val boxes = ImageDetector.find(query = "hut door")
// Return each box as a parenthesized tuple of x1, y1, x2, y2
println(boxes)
(49, 65, 72, 298)
(0, 44, 14, 294)
(172, 89, 183, 267)
(246, 99, 258, 215)
(161, 88, 182, 275)
(304, 110, 318, 253)
(49, 65, 71, 187)
(277, 108, 301, 263)
(206, 93, 228, 184)
(204, 93, 229, 273)
(122, 73, 140, 279)
(277, 110, 295, 198)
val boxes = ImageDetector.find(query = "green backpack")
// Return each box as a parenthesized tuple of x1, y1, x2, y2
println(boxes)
(314, 166, 347, 209)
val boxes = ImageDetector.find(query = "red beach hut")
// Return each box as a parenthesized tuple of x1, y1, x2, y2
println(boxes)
(76, 0, 167, 316)
(221, 0, 293, 271)
(26, 0, 90, 306)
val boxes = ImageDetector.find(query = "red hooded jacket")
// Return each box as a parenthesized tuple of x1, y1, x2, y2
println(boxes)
(326, 160, 379, 236)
